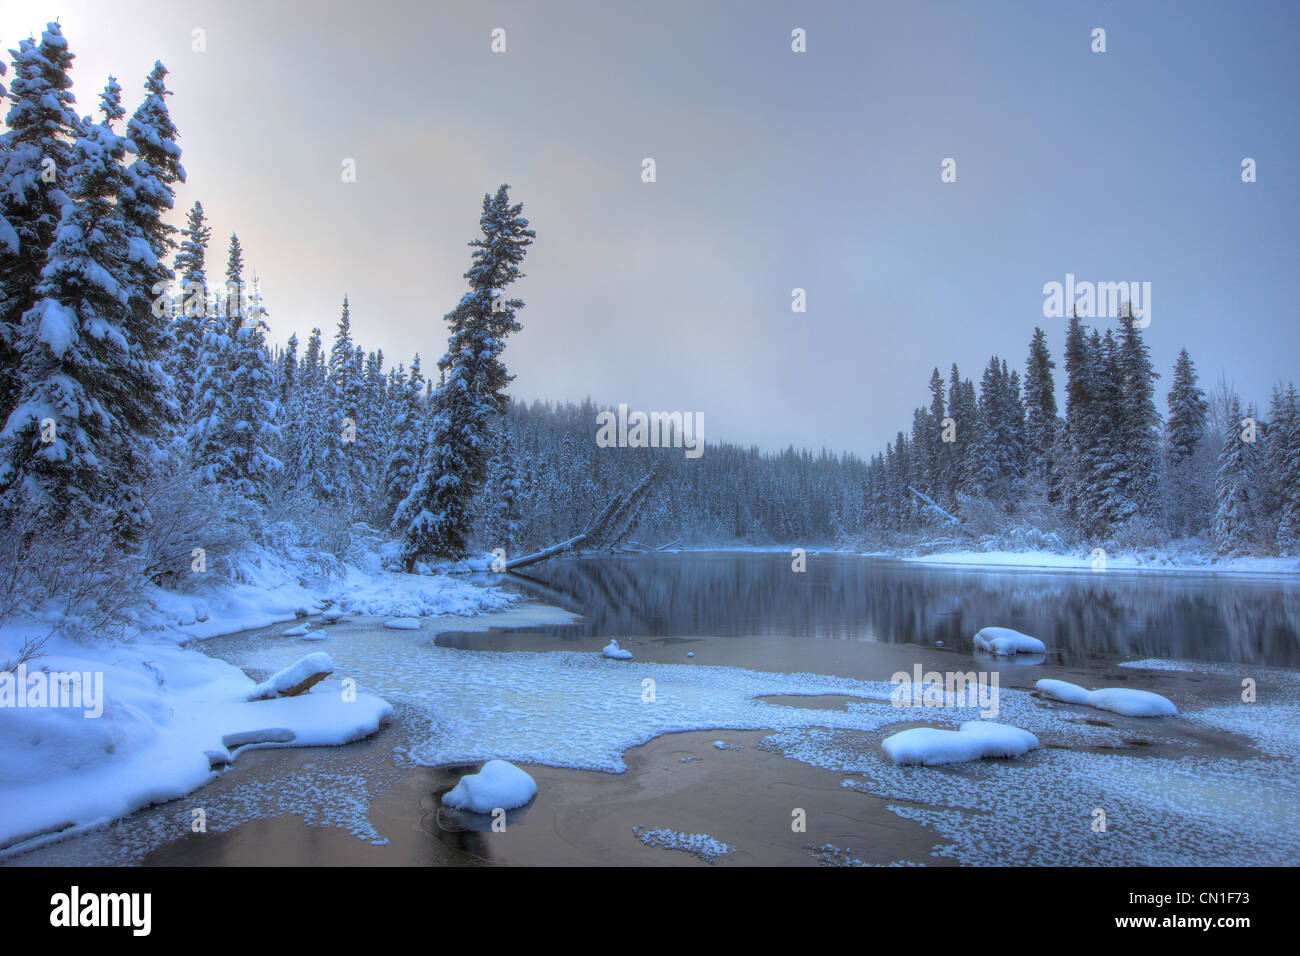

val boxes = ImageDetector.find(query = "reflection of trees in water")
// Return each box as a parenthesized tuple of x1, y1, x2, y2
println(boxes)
(511, 555, 1300, 667)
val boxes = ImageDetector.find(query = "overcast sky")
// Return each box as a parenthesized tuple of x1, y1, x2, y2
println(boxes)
(3, 0, 1296, 457)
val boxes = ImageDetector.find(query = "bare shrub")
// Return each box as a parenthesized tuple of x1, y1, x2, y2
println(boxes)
(135, 461, 256, 586)
(0, 503, 143, 666)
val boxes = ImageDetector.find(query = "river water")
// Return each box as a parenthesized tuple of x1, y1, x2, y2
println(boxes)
(493, 552, 1300, 668)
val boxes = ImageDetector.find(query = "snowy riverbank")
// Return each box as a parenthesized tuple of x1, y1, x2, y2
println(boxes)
(648, 543, 1300, 577)
(0, 544, 519, 858)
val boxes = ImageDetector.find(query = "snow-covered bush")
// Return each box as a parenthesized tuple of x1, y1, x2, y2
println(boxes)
(136, 462, 256, 586)
(982, 525, 1068, 554)
(0, 502, 142, 650)
(1105, 515, 1169, 552)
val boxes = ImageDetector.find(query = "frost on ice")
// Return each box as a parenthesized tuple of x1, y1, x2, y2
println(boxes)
(441, 759, 538, 813)
(633, 826, 732, 863)
(1036, 679, 1177, 717)
(882, 721, 1040, 766)
(973, 626, 1047, 657)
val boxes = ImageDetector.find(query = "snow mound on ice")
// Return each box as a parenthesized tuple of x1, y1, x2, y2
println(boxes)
(383, 618, 420, 630)
(973, 627, 1046, 656)
(441, 759, 537, 813)
(1036, 679, 1177, 716)
(281, 624, 310, 637)
(602, 639, 633, 660)
(882, 721, 1039, 766)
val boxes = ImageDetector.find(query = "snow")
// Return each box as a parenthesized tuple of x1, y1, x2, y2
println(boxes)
(1035, 679, 1178, 717)
(441, 759, 537, 813)
(246, 652, 333, 700)
(881, 721, 1040, 766)
(602, 639, 633, 660)
(281, 624, 310, 637)
(0, 633, 391, 857)
(973, 626, 1046, 656)
(382, 617, 420, 630)
(904, 549, 1300, 577)
(0, 542, 521, 857)
(33, 298, 78, 358)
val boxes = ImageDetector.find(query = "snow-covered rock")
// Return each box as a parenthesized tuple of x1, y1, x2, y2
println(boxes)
(882, 721, 1040, 766)
(441, 759, 537, 813)
(321, 609, 345, 624)
(1036, 679, 1177, 717)
(247, 653, 334, 700)
(281, 624, 310, 637)
(973, 626, 1047, 656)
(602, 639, 633, 660)
(383, 617, 420, 630)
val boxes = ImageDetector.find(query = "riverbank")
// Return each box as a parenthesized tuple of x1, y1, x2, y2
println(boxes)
(646, 543, 1300, 578)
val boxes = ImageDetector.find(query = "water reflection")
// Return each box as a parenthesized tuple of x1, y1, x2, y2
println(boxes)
(493, 552, 1300, 668)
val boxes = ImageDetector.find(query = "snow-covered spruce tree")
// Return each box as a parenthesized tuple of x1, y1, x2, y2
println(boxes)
(360, 348, 389, 507)
(225, 276, 282, 505)
(1061, 313, 1092, 532)
(186, 235, 243, 482)
(1212, 397, 1258, 556)
(1165, 348, 1208, 465)
(1113, 310, 1161, 528)
(1071, 328, 1126, 539)
(277, 332, 298, 407)
(925, 367, 948, 504)
(480, 428, 524, 553)
(286, 326, 330, 496)
(0, 24, 78, 422)
(170, 200, 210, 424)
(1023, 326, 1058, 493)
(381, 354, 425, 524)
(396, 185, 535, 568)
(325, 297, 364, 504)
(0, 80, 146, 532)
(1162, 348, 1210, 538)
(1272, 384, 1300, 554)
(113, 62, 185, 527)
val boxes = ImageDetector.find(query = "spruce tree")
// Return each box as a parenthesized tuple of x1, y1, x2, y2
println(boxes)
(186, 236, 242, 482)
(1023, 326, 1058, 489)
(170, 201, 210, 423)
(1273, 384, 1300, 554)
(0, 79, 139, 530)
(1115, 311, 1161, 523)
(926, 367, 947, 500)
(1213, 397, 1257, 556)
(0, 24, 79, 421)
(225, 277, 282, 504)
(396, 185, 534, 567)
(1165, 348, 1208, 464)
